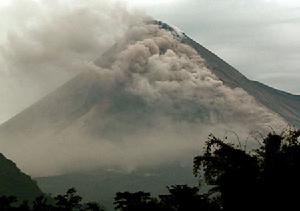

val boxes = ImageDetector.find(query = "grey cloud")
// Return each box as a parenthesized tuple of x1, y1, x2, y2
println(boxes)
(91, 23, 285, 129)
(0, 0, 142, 123)
(141, 0, 300, 94)
(0, 0, 288, 176)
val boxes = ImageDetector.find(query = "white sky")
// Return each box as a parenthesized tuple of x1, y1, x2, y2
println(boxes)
(122, 0, 300, 95)
(2, 0, 298, 94)
(0, 0, 299, 123)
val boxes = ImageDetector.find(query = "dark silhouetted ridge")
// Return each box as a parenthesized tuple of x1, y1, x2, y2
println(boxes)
(0, 153, 42, 200)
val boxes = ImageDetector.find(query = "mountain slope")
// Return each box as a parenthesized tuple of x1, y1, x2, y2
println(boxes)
(0, 71, 104, 139)
(0, 153, 42, 200)
(180, 27, 300, 127)
(36, 164, 197, 210)
(1, 22, 297, 139)
(0, 21, 298, 209)
(155, 21, 300, 127)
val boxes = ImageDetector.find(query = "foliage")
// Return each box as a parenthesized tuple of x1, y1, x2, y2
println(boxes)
(193, 128, 300, 211)
(0, 188, 104, 211)
(0, 153, 42, 201)
(114, 191, 160, 211)
(159, 185, 219, 211)
(1, 128, 300, 211)
(114, 185, 219, 211)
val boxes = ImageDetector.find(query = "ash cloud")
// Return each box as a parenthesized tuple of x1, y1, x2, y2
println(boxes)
(0, 0, 287, 177)
(0, 0, 144, 123)
(90, 23, 285, 130)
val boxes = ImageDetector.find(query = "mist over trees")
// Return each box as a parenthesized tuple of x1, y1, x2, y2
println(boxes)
(1, 128, 300, 210)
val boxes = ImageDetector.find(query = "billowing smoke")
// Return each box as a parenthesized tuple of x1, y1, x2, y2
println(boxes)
(0, 0, 286, 177)
(0, 0, 143, 123)
(90, 23, 284, 129)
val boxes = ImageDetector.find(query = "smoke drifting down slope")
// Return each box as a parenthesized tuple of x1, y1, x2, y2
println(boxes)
(91, 23, 284, 128)
(0, 0, 142, 123)
(0, 1, 286, 177)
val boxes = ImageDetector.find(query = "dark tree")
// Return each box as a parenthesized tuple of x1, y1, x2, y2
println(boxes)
(1, 128, 299, 211)
(256, 129, 300, 210)
(114, 191, 161, 211)
(32, 195, 53, 211)
(54, 188, 82, 211)
(81, 202, 105, 211)
(0, 188, 105, 211)
(16, 200, 31, 211)
(193, 129, 300, 211)
(0, 195, 17, 211)
(159, 185, 219, 211)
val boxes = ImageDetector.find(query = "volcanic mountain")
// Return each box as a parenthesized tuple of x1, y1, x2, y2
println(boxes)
(0, 21, 299, 208)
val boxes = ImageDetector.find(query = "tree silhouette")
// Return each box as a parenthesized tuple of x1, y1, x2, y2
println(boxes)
(1, 128, 300, 211)
(0, 195, 17, 211)
(193, 134, 260, 211)
(16, 200, 31, 211)
(0, 188, 104, 211)
(256, 129, 300, 210)
(159, 185, 219, 211)
(193, 129, 300, 211)
(114, 191, 160, 211)
(32, 195, 53, 211)
(55, 188, 82, 211)
(81, 202, 105, 211)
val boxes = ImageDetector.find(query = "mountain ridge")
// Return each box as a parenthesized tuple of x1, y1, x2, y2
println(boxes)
(180, 27, 300, 127)
(0, 20, 299, 209)
(157, 21, 300, 127)
(0, 153, 42, 200)
(1, 21, 298, 137)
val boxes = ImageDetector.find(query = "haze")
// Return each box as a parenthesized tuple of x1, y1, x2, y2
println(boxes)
(1, 0, 299, 124)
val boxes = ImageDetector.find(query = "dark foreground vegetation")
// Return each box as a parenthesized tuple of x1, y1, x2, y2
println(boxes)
(1, 128, 300, 211)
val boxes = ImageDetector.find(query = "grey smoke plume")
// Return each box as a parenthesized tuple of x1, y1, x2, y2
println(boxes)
(0, 0, 286, 176)
(0, 0, 144, 123)
(89, 23, 285, 129)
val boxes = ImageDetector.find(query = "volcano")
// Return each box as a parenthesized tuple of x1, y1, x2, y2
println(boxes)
(0, 21, 298, 208)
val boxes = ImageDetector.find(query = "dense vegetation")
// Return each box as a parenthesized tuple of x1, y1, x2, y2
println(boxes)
(0, 153, 42, 201)
(1, 128, 299, 210)
(0, 188, 104, 211)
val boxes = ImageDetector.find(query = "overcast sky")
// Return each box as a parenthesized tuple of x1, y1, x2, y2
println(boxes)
(0, 0, 299, 123)
(122, 0, 300, 95)
(2, 0, 298, 92)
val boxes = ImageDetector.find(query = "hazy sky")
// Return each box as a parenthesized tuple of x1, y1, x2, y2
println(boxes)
(0, 0, 299, 123)
(121, 0, 300, 94)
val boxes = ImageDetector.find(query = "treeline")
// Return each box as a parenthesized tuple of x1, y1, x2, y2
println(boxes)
(1, 128, 300, 211)
(0, 188, 104, 211)
(0, 185, 218, 211)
